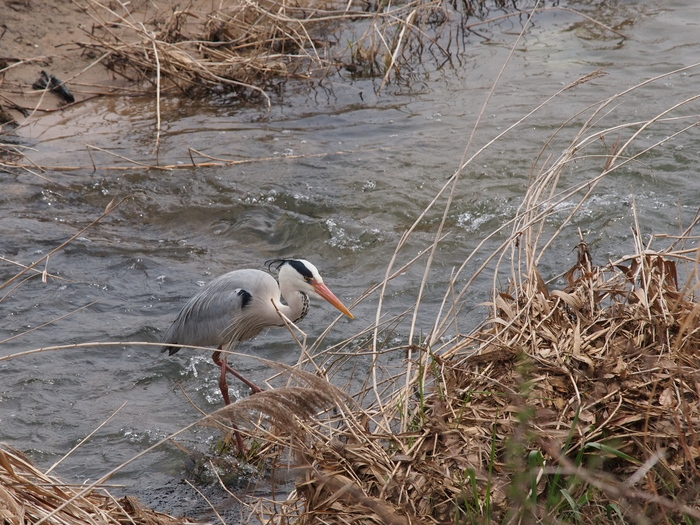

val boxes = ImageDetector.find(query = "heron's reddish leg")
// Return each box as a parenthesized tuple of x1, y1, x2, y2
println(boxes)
(213, 350, 247, 455)
(212, 350, 263, 394)
(214, 351, 232, 405)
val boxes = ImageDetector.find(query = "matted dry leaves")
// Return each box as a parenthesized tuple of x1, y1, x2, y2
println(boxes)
(257, 241, 700, 524)
(82, 0, 329, 97)
(78, 0, 433, 98)
(0, 447, 187, 525)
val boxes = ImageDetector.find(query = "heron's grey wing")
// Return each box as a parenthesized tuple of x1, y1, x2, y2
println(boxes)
(162, 274, 251, 354)
(218, 270, 284, 347)
(162, 269, 278, 354)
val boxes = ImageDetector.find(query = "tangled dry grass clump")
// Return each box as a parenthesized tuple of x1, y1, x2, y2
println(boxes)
(250, 240, 700, 525)
(84, 0, 331, 98)
(0, 447, 187, 525)
(440, 242, 700, 521)
(77, 0, 538, 100)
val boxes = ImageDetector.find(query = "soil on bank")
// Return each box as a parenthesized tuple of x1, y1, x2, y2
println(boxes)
(0, 0, 210, 125)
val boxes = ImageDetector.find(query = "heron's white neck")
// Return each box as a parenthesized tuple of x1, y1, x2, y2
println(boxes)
(276, 284, 310, 324)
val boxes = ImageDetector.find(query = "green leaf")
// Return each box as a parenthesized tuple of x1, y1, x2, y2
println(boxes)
(561, 488, 582, 522)
(584, 442, 640, 464)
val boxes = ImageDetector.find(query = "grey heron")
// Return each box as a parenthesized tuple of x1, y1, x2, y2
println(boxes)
(162, 258, 353, 450)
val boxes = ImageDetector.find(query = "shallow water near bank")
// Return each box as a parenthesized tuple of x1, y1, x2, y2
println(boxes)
(2, 1, 700, 521)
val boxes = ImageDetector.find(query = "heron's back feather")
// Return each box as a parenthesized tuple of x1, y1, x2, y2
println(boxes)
(161, 269, 282, 354)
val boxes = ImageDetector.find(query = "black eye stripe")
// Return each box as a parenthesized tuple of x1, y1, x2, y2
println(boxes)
(264, 258, 314, 279)
(287, 260, 314, 279)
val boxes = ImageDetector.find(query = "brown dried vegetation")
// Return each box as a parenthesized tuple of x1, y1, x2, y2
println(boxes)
(252, 238, 700, 524)
(0, 447, 188, 525)
(83, 0, 335, 97)
(77, 0, 528, 99)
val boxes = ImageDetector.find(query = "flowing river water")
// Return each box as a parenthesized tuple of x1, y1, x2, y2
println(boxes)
(1, 0, 699, 521)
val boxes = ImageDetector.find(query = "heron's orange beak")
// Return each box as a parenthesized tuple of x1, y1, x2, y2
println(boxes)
(312, 281, 354, 319)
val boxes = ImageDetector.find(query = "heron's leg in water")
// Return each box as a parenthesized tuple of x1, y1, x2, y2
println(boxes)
(212, 350, 248, 454)
(230, 422, 247, 455)
(212, 350, 264, 394)
(213, 350, 232, 405)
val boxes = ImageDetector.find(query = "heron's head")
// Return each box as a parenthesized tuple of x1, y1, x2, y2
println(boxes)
(266, 259, 354, 318)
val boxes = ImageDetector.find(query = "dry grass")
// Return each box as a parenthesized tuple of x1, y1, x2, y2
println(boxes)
(75, 0, 620, 102)
(0, 446, 189, 525)
(247, 244, 700, 525)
